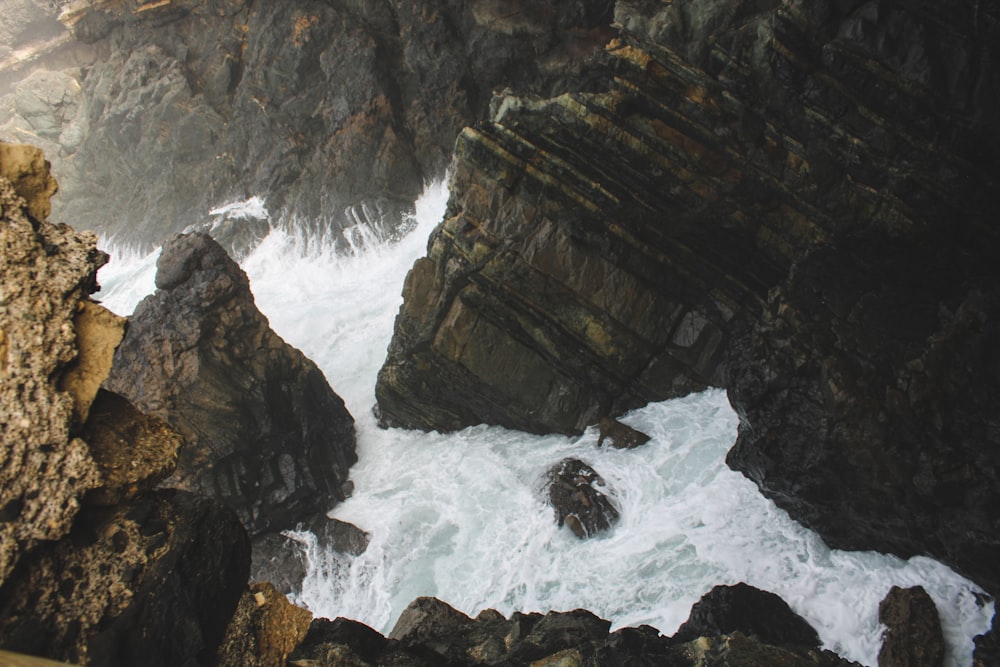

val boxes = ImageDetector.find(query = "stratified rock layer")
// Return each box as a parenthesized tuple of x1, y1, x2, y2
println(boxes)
(106, 232, 357, 537)
(376, 0, 1000, 594)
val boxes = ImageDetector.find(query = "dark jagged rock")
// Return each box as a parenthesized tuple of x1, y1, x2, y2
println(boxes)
(375, 0, 1000, 597)
(250, 517, 369, 598)
(598, 417, 651, 449)
(0, 489, 250, 666)
(288, 594, 858, 667)
(877, 586, 944, 667)
(673, 583, 821, 648)
(726, 238, 1000, 594)
(545, 458, 620, 538)
(973, 612, 999, 667)
(3, 0, 615, 247)
(105, 232, 357, 538)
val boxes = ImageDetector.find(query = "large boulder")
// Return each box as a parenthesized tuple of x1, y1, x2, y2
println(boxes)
(289, 593, 857, 666)
(105, 231, 357, 537)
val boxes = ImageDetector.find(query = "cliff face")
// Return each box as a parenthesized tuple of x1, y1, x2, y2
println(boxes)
(1, 0, 614, 246)
(376, 0, 1000, 594)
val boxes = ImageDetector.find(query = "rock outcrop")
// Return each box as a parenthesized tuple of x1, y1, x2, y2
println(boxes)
(0, 490, 250, 666)
(2, 0, 616, 247)
(375, 0, 1000, 595)
(288, 594, 858, 666)
(215, 582, 313, 667)
(672, 583, 821, 649)
(105, 231, 357, 538)
(1, 142, 102, 585)
(877, 586, 944, 667)
(1, 142, 250, 665)
(545, 458, 619, 539)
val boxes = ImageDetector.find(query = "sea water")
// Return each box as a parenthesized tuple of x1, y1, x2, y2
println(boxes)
(97, 182, 994, 667)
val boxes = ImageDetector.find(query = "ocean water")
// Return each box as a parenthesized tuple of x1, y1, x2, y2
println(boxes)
(97, 182, 994, 666)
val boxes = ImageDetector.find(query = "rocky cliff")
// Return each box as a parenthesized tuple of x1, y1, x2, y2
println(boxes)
(105, 231, 357, 540)
(0, 142, 250, 664)
(1, 0, 615, 247)
(376, 0, 1000, 599)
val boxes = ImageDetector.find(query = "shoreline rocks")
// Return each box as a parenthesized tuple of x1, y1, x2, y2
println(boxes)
(105, 231, 358, 540)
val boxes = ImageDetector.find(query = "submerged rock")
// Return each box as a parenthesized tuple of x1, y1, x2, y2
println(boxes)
(106, 232, 357, 538)
(545, 458, 619, 538)
(597, 417, 651, 449)
(877, 586, 944, 667)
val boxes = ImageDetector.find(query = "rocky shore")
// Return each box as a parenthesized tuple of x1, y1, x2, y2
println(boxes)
(2, 0, 999, 664)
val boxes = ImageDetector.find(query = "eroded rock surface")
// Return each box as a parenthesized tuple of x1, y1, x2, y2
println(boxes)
(105, 231, 357, 537)
(216, 582, 312, 667)
(0, 490, 250, 666)
(0, 142, 103, 586)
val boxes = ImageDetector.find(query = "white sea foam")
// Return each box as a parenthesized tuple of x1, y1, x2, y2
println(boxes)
(95, 180, 994, 667)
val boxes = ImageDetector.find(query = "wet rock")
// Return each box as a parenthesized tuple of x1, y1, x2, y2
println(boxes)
(0, 489, 250, 666)
(105, 232, 357, 538)
(250, 517, 369, 598)
(545, 458, 620, 538)
(215, 582, 313, 667)
(598, 417, 651, 449)
(878, 586, 944, 667)
(673, 583, 821, 648)
(726, 239, 1000, 594)
(973, 612, 999, 667)
(0, 145, 104, 586)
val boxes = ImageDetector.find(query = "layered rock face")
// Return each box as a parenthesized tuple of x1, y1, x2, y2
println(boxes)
(1, 0, 615, 246)
(105, 231, 357, 537)
(376, 0, 1000, 594)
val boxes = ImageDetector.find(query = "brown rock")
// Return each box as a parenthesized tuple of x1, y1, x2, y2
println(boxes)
(216, 582, 312, 667)
(545, 458, 620, 539)
(597, 417, 651, 449)
(0, 156, 105, 587)
(80, 389, 182, 506)
(58, 300, 126, 427)
(878, 586, 945, 667)
(0, 142, 58, 222)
